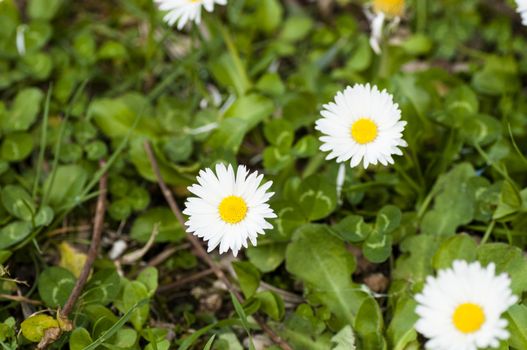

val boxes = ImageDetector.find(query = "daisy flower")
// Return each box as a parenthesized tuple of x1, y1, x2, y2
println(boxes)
(516, 0, 527, 25)
(155, 0, 227, 30)
(183, 164, 276, 256)
(415, 260, 518, 350)
(315, 83, 407, 168)
(366, 0, 405, 54)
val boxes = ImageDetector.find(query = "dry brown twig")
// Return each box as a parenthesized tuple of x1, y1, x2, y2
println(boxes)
(157, 268, 215, 294)
(146, 243, 191, 267)
(143, 141, 292, 350)
(61, 162, 108, 318)
(38, 162, 109, 349)
(0, 293, 42, 305)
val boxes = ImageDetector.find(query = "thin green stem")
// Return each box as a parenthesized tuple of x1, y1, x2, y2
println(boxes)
(216, 19, 251, 95)
(146, 66, 184, 101)
(33, 83, 52, 198)
(474, 143, 515, 185)
(480, 220, 496, 244)
(507, 122, 527, 165)
(417, 188, 435, 219)
(42, 79, 89, 207)
(416, 0, 427, 33)
(393, 163, 422, 196)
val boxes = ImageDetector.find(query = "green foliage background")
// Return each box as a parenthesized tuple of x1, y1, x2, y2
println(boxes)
(1, 0, 527, 349)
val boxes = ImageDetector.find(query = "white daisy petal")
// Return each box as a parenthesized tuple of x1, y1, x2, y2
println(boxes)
(516, 0, 527, 25)
(184, 164, 276, 256)
(155, 0, 227, 29)
(316, 83, 407, 169)
(415, 260, 517, 350)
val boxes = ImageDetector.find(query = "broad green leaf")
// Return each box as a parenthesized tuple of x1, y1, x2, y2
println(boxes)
(89, 95, 159, 139)
(128, 138, 193, 186)
(432, 234, 477, 270)
(145, 340, 170, 350)
(477, 243, 527, 294)
(333, 215, 372, 242)
(279, 16, 313, 42)
(298, 175, 337, 221)
(130, 207, 185, 243)
(233, 261, 261, 298)
(177, 319, 241, 350)
(0, 221, 32, 250)
(119, 281, 149, 331)
(256, 73, 286, 96)
(82, 299, 149, 350)
(3, 88, 43, 132)
(363, 230, 392, 263)
(472, 56, 520, 95)
(255, 0, 283, 33)
(281, 305, 332, 350)
(375, 206, 401, 234)
(354, 298, 386, 350)
(1, 185, 36, 221)
(386, 297, 418, 350)
(210, 53, 251, 96)
(263, 119, 294, 148)
(421, 163, 477, 235)
(207, 94, 273, 152)
(246, 243, 287, 273)
(0, 317, 15, 342)
(254, 291, 285, 321)
(263, 146, 294, 172)
(393, 234, 441, 283)
(84, 269, 121, 305)
(286, 224, 366, 326)
(137, 267, 158, 297)
(274, 205, 308, 239)
(85, 304, 118, 326)
(38, 266, 76, 308)
(43, 164, 88, 208)
(292, 135, 319, 158)
(435, 85, 479, 127)
(34, 206, 54, 227)
(460, 114, 502, 146)
(112, 328, 138, 348)
(1, 132, 34, 161)
(493, 181, 522, 220)
(28, 0, 63, 20)
(506, 304, 527, 349)
(69, 328, 93, 350)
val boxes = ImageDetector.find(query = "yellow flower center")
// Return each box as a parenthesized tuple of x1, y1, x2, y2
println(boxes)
(218, 196, 248, 224)
(373, 0, 405, 17)
(350, 118, 378, 144)
(452, 303, 486, 334)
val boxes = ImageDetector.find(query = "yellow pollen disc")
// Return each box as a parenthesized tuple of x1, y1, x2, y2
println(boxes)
(219, 196, 248, 224)
(351, 118, 378, 145)
(373, 0, 405, 17)
(452, 303, 486, 334)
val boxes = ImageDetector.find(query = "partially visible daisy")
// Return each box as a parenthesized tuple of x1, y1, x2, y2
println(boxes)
(183, 164, 276, 256)
(366, 0, 405, 54)
(155, 0, 227, 30)
(315, 83, 407, 168)
(516, 0, 527, 25)
(415, 260, 518, 350)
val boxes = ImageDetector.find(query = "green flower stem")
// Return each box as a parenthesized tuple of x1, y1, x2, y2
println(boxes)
(480, 219, 496, 244)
